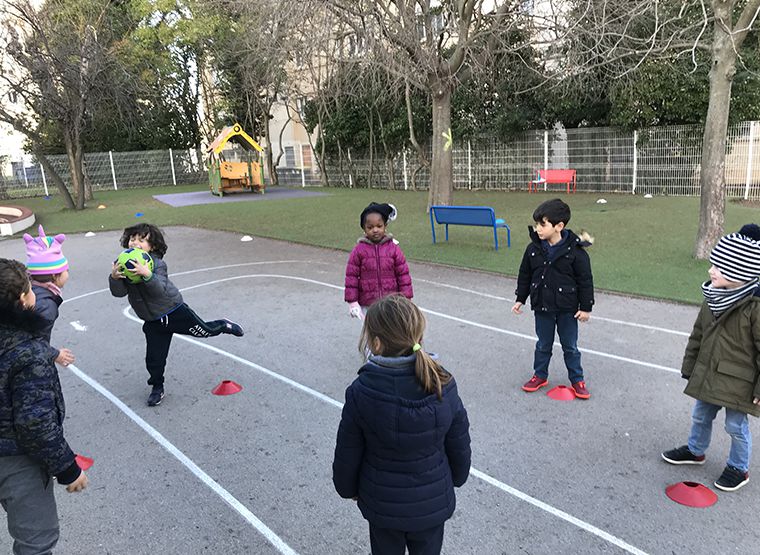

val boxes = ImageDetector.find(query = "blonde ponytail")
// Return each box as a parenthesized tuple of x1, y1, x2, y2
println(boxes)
(362, 295, 451, 398)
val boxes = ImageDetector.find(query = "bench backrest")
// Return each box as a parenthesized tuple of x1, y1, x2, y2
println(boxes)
(539, 169, 576, 182)
(431, 205, 496, 226)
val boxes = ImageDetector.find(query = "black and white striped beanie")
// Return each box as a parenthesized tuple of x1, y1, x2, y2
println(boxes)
(709, 230, 760, 283)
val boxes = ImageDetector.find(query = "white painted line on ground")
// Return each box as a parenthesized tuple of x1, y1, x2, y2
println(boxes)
(63, 261, 316, 305)
(122, 305, 343, 409)
(470, 469, 648, 555)
(63, 267, 668, 553)
(421, 308, 681, 374)
(65, 363, 299, 555)
(69, 321, 87, 331)
(179, 274, 682, 375)
(115, 278, 650, 555)
(417, 278, 691, 337)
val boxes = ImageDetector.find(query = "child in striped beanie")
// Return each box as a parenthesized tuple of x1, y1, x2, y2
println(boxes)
(23, 225, 75, 368)
(661, 224, 760, 492)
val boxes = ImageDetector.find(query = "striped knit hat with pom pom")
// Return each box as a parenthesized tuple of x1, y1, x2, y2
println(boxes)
(709, 227, 760, 283)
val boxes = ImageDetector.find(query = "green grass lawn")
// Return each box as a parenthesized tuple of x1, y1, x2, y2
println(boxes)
(4, 184, 758, 304)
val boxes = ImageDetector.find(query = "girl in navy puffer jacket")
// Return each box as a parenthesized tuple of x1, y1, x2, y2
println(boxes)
(344, 202, 413, 320)
(333, 295, 471, 555)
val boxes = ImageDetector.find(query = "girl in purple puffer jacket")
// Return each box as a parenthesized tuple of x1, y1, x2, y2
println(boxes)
(345, 202, 413, 319)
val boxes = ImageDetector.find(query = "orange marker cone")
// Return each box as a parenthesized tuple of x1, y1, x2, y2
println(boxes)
(546, 385, 575, 401)
(212, 380, 242, 396)
(75, 454, 94, 470)
(665, 482, 717, 508)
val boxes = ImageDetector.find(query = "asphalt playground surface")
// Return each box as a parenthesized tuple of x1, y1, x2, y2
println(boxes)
(0, 227, 757, 554)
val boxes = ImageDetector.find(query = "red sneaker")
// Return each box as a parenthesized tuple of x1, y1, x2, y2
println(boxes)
(571, 381, 590, 399)
(522, 375, 548, 392)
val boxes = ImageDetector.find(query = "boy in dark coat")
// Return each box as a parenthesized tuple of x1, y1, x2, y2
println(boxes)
(512, 198, 594, 398)
(662, 224, 760, 492)
(0, 258, 88, 554)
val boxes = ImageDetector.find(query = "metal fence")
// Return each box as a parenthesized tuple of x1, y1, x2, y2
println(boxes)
(1, 121, 758, 200)
(0, 148, 207, 199)
(326, 120, 760, 199)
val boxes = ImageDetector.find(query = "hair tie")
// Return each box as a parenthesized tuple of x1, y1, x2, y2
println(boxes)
(412, 343, 421, 352)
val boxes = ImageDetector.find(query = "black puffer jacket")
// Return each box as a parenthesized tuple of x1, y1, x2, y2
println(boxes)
(0, 306, 80, 484)
(515, 227, 594, 313)
(333, 354, 471, 531)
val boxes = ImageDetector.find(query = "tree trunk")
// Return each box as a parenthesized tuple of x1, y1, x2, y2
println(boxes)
(33, 150, 75, 209)
(428, 82, 453, 209)
(694, 6, 736, 259)
(63, 131, 86, 210)
(263, 113, 279, 186)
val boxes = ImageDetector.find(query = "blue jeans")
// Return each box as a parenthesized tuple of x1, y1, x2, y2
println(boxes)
(687, 400, 752, 472)
(533, 311, 584, 383)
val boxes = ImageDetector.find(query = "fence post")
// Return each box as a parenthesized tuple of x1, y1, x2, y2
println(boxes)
(745, 122, 756, 200)
(298, 143, 306, 188)
(22, 162, 29, 187)
(347, 148, 353, 187)
(109, 150, 118, 190)
(40, 162, 49, 196)
(403, 149, 408, 190)
(468, 140, 472, 190)
(169, 148, 177, 186)
(632, 130, 638, 195)
(543, 130, 548, 191)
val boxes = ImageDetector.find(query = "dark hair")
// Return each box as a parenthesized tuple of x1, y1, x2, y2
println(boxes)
(360, 202, 393, 228)
(0, 259, 31, 310)
(120, 223, 168, 258)
(360, 295, 451, 399)
(30, 274, 55, 283)
(533, 198, 571, 226)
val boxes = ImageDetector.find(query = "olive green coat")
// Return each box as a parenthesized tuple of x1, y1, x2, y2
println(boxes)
(682, 293, 760, 417)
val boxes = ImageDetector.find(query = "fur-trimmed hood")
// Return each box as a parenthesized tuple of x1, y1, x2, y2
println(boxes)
(527, 227, 594, 248)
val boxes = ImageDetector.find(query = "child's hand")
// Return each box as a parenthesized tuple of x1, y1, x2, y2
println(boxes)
(575, 310, 590, 323)
(55, 348, 75, 367)
(111, 262, 125, 280)
(66, 472, 89, 493)
(754, 398, 760, 405)
(130, 257, 152, 280)
(511, 302, 523, 315)
(349, 302, 363, 319)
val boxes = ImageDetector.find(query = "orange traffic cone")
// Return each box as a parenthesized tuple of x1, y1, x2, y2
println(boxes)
(75, 454, 94, 470)
(665, 481, 717, 508)
(212, 380, 242, 396)
(546, 385, 576, 401)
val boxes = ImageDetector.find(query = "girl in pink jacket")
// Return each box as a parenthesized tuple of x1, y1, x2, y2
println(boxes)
(345, 202, 413, 319)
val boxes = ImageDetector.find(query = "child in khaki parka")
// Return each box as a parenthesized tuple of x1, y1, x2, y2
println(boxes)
(662, 224, 760, 492)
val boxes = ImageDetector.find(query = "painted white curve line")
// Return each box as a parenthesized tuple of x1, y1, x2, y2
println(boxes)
(121, 306, 343, 409)
(420, 308, 681, 374)
(119, 278, 649, 555)
(62, 261, 321, 305)
(416, 278, 692, 337)
(180, 274, 680, 374)
(179, 273, 681, 374)
(65, 364, 298, 555)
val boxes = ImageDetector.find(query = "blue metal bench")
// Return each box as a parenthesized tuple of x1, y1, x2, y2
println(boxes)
(429, 205, 511, 250)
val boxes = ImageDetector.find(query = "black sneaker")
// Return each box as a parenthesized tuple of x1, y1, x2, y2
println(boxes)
(222, 319, 244, 337)
(714, 465, 749, 492)
(147, 387, 165, 407)
(662, 445, 706, 465)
